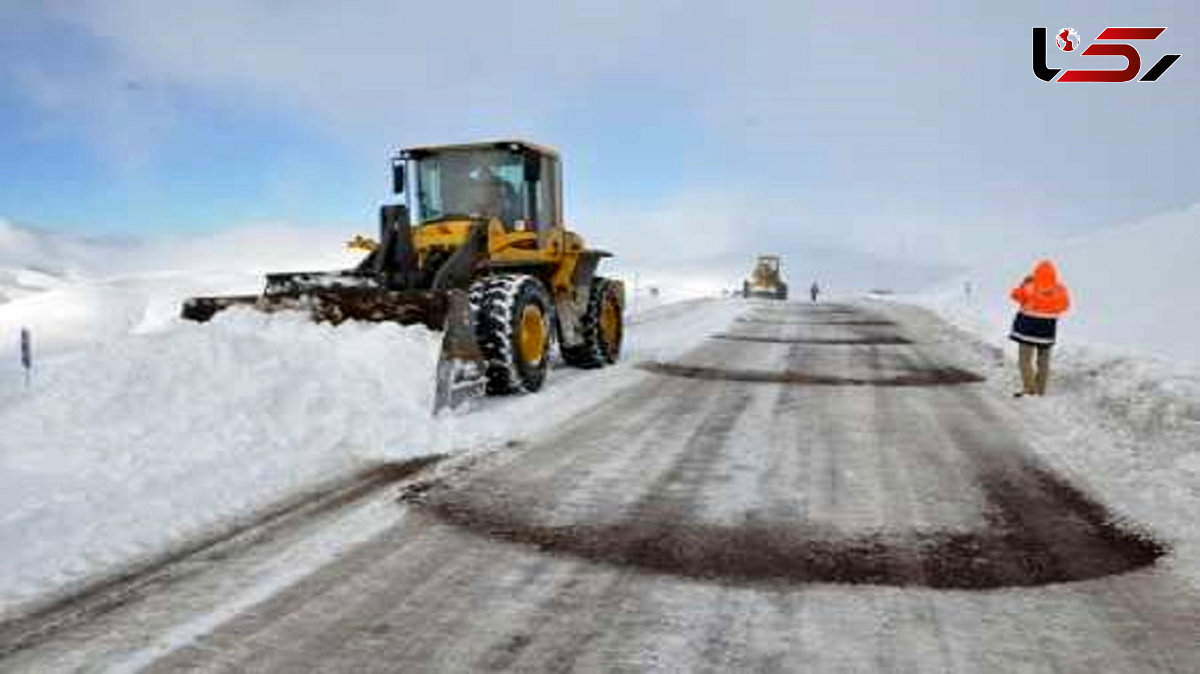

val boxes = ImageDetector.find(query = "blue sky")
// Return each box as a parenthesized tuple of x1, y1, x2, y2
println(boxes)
(1, 1, 1197, 273)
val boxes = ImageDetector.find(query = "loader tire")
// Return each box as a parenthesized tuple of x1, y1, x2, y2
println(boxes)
(562, 277, 623, 369)
(469, 274, 551, 395)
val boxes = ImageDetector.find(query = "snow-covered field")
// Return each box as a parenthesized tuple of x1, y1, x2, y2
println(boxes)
(906, 204, 1200, 593)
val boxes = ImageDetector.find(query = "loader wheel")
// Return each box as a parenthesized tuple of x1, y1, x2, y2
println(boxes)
(469, 274, 551, 394)
(562, 277, 624, 368)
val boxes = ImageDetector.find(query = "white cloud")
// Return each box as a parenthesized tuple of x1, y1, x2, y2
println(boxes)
(61, 0, 672, 149)
(7, 0, 1195, 271)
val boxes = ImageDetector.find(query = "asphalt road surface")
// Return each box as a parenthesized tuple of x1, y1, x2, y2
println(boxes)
(4, 300, 1199, 673)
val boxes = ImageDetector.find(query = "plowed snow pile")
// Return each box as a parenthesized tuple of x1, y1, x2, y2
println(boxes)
(0, 310, 442, 614)
(0, 286, 743, 618)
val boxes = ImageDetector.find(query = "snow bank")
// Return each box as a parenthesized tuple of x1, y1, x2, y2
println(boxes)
(1018, 348, 1200, 592)
(0, 309, 442, 614)
(0, 293, 739, 618)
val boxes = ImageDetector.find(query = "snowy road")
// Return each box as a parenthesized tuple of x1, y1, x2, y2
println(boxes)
(4, 300, 1199, 672)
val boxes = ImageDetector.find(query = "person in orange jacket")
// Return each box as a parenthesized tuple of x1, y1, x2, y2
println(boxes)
(1009, 260, 1071, 397)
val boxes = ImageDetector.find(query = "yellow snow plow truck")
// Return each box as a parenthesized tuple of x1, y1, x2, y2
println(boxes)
(742, 254, 788, 300)
(181, 140, 624, 412)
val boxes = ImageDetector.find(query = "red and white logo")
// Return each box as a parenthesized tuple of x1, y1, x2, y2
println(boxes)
(1033, 27, 1181, 82)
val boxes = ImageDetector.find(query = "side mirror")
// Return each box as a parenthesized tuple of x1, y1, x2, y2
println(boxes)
(523, 153, 541, 183)
(391, 160, 406, 194)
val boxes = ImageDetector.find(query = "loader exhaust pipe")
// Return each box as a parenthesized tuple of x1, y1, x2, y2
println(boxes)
(360, 204, 420, 289)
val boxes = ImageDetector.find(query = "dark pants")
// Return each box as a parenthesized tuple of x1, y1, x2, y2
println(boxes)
(1018, 343, 1052, 395)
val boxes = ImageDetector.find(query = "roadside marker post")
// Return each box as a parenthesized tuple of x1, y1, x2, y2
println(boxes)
(20, 327, 31, 389)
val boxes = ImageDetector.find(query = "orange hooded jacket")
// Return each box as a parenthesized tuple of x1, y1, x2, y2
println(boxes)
(1010, 260, 1070, 318)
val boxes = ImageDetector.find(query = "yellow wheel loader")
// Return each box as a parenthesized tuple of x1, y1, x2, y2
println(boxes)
(742, 254, 788, 300)
(181, 140, 624, 412)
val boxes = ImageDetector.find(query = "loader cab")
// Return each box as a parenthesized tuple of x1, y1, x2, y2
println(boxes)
(393, 141, 562, 234)
(757, 255, 780, 274)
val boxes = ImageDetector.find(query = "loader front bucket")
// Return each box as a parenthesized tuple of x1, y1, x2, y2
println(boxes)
(183, 275, 452, 329)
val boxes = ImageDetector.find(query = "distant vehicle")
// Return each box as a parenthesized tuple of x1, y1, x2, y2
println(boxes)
(742, 255, 788, 300)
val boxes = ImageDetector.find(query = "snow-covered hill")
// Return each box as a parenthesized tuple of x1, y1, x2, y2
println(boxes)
(0, 220, 357, 359)
(0, 218, 119, 302)
(916, 204, 1200, 366)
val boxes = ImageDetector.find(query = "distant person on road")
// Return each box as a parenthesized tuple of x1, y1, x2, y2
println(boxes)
(1009, 260, 1070, 397)
(810, 281, 820, 303)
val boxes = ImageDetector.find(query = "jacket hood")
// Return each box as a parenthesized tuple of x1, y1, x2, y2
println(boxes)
(1032, 260, 1058, 287)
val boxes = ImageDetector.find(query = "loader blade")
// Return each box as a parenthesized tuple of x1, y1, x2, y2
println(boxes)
(181, 295, 261, 322)
(182, 273, 451, 329)
(433, 289, 487, 414)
